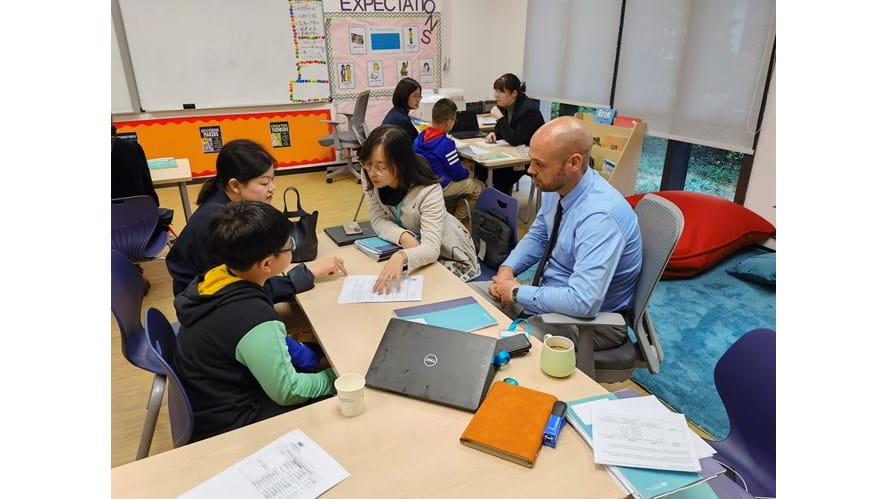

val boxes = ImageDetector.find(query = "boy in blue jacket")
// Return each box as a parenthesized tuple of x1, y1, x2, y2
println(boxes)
(413, 98, 484, 221)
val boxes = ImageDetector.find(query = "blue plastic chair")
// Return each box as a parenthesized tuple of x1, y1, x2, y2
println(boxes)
(470, 187, 520, 281)
(711, 329, 776, 498)
(111, 195, 169, 262)
(145, 308, 194, 448)
(111, 249, 166, 460)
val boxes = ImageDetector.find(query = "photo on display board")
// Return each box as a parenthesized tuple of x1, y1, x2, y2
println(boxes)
(367, 60, 384, 87)
(403, 26, 419, 52)
(396, 59, 412, 79)
(337, 62, 356, 90)
(419, 58, 434, 84)
(199, 126, 223, 154)
(348, 26, 366, 55)
(270, 122, 291, 148)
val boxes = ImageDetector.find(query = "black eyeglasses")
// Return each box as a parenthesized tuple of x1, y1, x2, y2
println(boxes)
(271, 236, 296, 255)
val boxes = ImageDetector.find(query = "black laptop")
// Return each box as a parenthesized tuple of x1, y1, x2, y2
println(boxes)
(365, 318, 498, 412)
(450, 110, 487, 139)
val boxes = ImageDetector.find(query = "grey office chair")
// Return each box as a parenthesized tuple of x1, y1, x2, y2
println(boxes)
(536, 193, 684, 382)
(319, 90, 370, 184)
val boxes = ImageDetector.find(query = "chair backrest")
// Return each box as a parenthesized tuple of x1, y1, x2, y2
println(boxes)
(111, 195, 160, 261)
(111, 249, 146, 365)
(350, 90, 371, 143)
(475, 187, 519, 248)
(630, 193, 684, 330)
(714, 328, 776, 495)
(145, 308, 194, 448)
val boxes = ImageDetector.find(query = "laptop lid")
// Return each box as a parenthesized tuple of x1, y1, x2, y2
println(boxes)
(366, 318, 498, 412)
(451, 110, 480, 133)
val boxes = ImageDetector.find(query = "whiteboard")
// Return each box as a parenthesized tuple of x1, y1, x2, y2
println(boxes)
(119, 0, 330, 111)
(111, 21, 135, 113)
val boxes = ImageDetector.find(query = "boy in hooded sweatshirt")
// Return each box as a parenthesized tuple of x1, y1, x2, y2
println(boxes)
(174, 201, 337, 442)
(413, 98, 484, 221)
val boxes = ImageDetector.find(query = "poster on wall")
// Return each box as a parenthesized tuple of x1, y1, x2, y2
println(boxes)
(403, 26, 419, 52)
(199, 126, 223, 154)
(270, 122, 291, 148)
(418, 58, 433, 84)
(396, 59, 412, 79)
(348, 26, 366, 54)
(337, 62, 356, 90)
(367, 60, 384, 87)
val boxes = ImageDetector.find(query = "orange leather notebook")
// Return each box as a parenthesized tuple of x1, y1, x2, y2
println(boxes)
(459, 381, 557, 467)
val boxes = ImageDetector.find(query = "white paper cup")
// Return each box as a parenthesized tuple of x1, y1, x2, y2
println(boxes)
(334, 373, 366, 417)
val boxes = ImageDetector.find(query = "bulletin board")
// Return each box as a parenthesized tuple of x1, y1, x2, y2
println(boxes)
(325, 12, 441, 99)
(114, 110, 336, 178)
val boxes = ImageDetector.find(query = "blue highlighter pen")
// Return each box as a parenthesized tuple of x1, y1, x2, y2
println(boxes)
(543, 401, 567, 448)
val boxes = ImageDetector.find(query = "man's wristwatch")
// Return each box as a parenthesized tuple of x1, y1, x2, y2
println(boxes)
(511, 285, 520, 302)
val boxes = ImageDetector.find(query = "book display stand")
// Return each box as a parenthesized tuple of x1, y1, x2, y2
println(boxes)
(574, 112, 647, 197)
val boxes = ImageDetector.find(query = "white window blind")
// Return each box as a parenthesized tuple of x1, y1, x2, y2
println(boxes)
(523, 0, 621, 108)
(524, 0, 774, 154)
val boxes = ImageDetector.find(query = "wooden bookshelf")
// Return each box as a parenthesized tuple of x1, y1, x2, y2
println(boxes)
(574, 112, 647, 196)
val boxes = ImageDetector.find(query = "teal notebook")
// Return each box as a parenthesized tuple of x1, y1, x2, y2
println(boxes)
(392, 296, 497, 332)
(565, 393, 720, 499)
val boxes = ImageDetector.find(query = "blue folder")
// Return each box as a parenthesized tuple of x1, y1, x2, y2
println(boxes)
(393, 296, 497, 332)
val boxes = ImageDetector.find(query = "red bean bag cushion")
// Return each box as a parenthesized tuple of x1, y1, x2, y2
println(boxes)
(625, 191, 775, 278)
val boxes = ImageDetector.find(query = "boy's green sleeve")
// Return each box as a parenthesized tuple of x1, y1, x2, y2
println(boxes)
(235, 321, 336, 406)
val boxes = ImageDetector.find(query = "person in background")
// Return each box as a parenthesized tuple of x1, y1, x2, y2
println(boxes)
(359, 125, 480, 292)
(479, 73, 545, 195)
(165, 139, 345, 300)
(413, 98, 484, 221)
(382, 77, 422, 142)
(174, 201, 337, 442)
(476, 117, 642, 376)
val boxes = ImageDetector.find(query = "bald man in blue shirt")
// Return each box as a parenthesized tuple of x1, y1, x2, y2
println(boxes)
(477, 116, 642, 373)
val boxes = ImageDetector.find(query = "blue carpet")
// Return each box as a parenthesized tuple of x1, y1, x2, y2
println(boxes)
(632, 246, 775, 440)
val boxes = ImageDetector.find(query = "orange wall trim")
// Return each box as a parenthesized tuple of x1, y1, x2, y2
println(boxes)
(115, 110, 336, 178)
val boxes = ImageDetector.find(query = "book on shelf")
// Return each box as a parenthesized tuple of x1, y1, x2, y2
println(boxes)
(459, 381, 557, 467)
(354, 236, 400, 261)
(392, 296, 497, 332)
(614, 115, 642, 128)
(565, 391, 724, 499)
(593, 107, 617, 125)
(602, 135, 628, 152)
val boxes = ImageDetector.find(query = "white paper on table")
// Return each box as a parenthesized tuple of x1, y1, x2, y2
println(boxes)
(573, 396, 714, 458)
(337, 275, 423, 304)
(457, 144, 492, 156)
(479, 117, 497, 126)
(179, 430, 349, 499)
(591, 406, 701, 472)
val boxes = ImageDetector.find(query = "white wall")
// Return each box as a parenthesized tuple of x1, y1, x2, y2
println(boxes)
(442, 0, 528, 102)
(744, 68, 775, 227)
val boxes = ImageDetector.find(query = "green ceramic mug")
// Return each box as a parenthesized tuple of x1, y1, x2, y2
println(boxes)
(540, 334, 576, 377)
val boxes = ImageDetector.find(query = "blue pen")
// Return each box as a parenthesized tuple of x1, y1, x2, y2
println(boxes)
(543, 401, 567, 448)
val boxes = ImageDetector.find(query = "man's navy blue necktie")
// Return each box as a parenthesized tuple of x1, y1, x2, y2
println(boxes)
(532, 199, 564, 286)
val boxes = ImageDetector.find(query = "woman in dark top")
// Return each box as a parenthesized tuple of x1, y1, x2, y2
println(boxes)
(478, 73, 545, 195)
(165, 139, 345, 300)
(381, 77, 421, 141)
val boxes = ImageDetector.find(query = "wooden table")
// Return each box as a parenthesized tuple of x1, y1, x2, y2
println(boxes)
(149, 158, 193, 221)
(456, 137, 529, 189)
(110, 236, 624, 498)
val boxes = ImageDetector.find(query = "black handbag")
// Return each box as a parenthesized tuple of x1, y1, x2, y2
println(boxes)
(282, 186, 318, 263)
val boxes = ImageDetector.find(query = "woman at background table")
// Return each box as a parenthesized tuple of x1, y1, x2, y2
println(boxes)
(166, 139, 345, 301)
(382, 77, 422, 142)
(359, 125, 480, 293)
(480, 73, 545, 195)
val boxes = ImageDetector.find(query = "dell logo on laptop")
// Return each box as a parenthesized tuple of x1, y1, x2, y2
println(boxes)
(423, 354, 438, 367)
